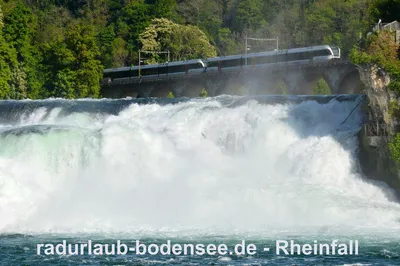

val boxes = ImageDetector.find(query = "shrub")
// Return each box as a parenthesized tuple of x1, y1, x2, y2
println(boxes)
(167, 91, 174, 98)
(199, 88, 208, 97)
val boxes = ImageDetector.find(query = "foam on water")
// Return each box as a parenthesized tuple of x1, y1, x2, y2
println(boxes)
(0, 96, 399, 236)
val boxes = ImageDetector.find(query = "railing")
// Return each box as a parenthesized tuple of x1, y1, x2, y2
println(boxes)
(372, 21, 400, 32)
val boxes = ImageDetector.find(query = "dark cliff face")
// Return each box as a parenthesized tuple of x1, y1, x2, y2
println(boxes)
(357, 65, 392, 124)
(357, 64, 400, 200)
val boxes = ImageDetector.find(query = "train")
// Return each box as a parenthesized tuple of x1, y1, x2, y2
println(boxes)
(102, 45, 341, 83)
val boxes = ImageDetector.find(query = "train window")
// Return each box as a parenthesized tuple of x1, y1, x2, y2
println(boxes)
(130, 69, 139, 77)
(276, 54, 287, 62)
(168, 65, 186, 73)
(141, 67, 158, 76)
(315, 50, 323, 56)
(188, 62, 203, 70)
(292, 52, 305, 60)
(288, 51, 323, 61)
(221, 58, 242, 68)
(289, 51, 311, 60)
(249, 54, 277, 64)
(207, 61, 219, 68)
(287, 53, 298, 61)
(113, 71, 128, 79)
(301, 51, 313, 60)
(257, 55, 274, 64)
(158, 66, 168, 74)
(246, 57, 256, 65)
(313, 49, 331, 57)
(331, 46, 340, 56)
(270, 54, 278, 62)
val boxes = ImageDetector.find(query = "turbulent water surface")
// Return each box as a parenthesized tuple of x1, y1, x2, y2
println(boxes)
(0, 95, 400, 265)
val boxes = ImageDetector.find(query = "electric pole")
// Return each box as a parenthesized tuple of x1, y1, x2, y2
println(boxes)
(244, 36, 279, 65)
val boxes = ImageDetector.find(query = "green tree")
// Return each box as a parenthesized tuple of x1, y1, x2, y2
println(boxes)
(83, 0, 110, 29)
(198, 1, 223, 43)
(98, 24, 116, 68)
(43, 23, 103, 98)
(3, 2, 42, 99)
(216, 28, 241, 55)
(0, 4, 3, 29)
(149, 0, 178, 19)
(313, 78, 332, 95)
(119, 0, 152, 49)
(234, 0, 266, 33)
(35, 5, 72, 45)
(111, 37, 129, 67)
(0, 0, 388, 100)
(0, 5, 17, 99)
(304, 0, 369, 54)
(140, 18, 217, 63)
(268, 1, 302, 49)
(369, 0, 400, 23)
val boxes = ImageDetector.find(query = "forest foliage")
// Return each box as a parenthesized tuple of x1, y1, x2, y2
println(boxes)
(0, 0, 397, 99)
(346, 0, 400, 164)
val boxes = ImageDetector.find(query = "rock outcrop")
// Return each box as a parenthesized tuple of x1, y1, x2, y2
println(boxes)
(357, 64, 400, 199)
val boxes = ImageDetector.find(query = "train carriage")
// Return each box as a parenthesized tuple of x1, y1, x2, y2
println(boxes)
(203, 45, 341, 72)
(102, 45, 341, 83)
(103, 59, 205, 82)
(205, 54, 244, 73)
(164, 59, 205, 78)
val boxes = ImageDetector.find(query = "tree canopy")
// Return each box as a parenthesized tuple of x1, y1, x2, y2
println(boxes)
(369, 0, 400, 23)
(140, 18, 216, 63)
(0, 0, 394, 99)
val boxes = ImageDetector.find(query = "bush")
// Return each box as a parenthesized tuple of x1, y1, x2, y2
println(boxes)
(389, 133, 400, 165)
(167, 91, 174, 98)
(313, 78, 331, 95)
(350, 31, 400, 94)
(389, 100, 400, 118)
(199, 88, 208, 97)
(275, 81, 288, 95)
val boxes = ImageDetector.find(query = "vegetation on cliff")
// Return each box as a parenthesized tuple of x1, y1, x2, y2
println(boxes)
(350, 31, 400, 94)
(389, 134, 400, 164)
(369, 0, 400, 23)
(350, 0, 400, 92)
(351, 34, 400, 164)
(0, 0, 395, 99)
(349, 0, 400, 164)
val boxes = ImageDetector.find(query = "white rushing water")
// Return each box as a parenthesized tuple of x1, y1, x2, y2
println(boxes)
(0, 96, 400, 236)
